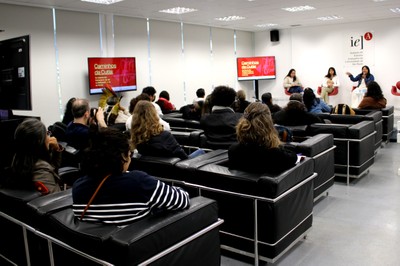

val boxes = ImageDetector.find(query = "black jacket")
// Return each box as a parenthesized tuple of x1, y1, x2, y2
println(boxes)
(200, 108, 242, 143)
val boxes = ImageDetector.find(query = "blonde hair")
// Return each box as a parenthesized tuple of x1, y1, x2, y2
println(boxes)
(237, 90, 246, 101)
(130, 101, 163, 149)
(236, 102, 281, 148)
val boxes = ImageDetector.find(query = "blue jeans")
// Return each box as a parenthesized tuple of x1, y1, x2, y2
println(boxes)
(288, 86, 303, 93)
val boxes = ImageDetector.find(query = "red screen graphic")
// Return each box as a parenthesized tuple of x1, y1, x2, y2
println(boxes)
(237, 56, 276, 81)
(88, 57, 137, 94)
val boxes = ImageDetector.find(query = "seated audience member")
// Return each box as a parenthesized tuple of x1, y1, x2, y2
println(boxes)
(232, 89, 251, 113)
(261, 92, 281, 113)
(130, 101, 203, 159)
(142, 86, 163, 117)
(125, 93, 170, 131)
(201, 94, 213, 115)
(284, 69, 303, 93)
(229, 102, 297, 174)
(156, 90, 176, 114)
(66, 98, 106, 151)
(180, 100, 204, 121)
(358, 81, 387, 109)
(193, 88, 206, 104)
(72, 127, 190, 225)
(272, 95, 323, 126)
(200, 86, 243, 143)
(61, 97, 76, 126)
(302, 87, 331, 114)
(3, 119, 63, 194)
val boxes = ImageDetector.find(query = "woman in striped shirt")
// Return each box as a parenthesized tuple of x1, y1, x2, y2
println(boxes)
(72, 127, 190, 225)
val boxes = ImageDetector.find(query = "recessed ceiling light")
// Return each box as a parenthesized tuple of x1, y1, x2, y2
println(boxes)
(159, 7, 198, 14)
(256, 23, 278, 28)
(282, 5, 316, 12)
(81, 0, 124, 5)
(390, 7, 400, 13)
(317, 15, 343, 21)
(373, 0, 387, 2)
(215, 16, 246, 21)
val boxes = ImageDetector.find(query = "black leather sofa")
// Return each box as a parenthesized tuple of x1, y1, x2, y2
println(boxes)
(353, 106, 394, 143)
(0, 187, 222, 266)
(305, 120, 376, 184)
(175, 155, 316, 264)
(317, 110, 382, 151)
(130, 149, 318, 264)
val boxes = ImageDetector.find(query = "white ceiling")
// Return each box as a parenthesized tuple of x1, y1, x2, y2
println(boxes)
(0, 0, 399, 32)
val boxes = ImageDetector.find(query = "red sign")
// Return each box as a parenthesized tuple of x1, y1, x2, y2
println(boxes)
(237, 56, 276, 81)
(88, 57, 136, 94)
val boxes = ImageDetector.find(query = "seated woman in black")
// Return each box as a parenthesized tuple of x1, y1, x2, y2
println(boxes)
(229, 102, 297, 174)
(72, 127, 190, 225)
(130, 101, 203, 159)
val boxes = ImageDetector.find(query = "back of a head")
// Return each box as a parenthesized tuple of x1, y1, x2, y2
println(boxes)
(62, 97, 76, 125)
(142, 86, 156, 97)
(302, 88, 316, 109)
(72, 98, 90, 118)
(12, 118, 48, 180)
(366, 81, 384, 100)
(237, 102, 280, 148)
(289, 93, 303, 103)
(237, 90, 246, 101)
(196, 88, 205, 98)
(130, 101, 163, 147)
(129, 93, 151, 114)
(286, 100, 306, 112)
(159, 90, 170, 100)
(82, 127, 130, 178)
(331, 104, 355, 115)
(261, 92, 272, 104)
(211, 85, 237, 107)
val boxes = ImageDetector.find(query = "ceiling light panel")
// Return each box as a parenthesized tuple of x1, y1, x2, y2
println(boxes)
(159, 7, 198, 14)
(317, 15, 343, 21)
(81, 0, 124, 5)
(256, 23, 278, 28)
(390, 8, 400, 13)
(215, 16, 246, 21)
(282, 5, 316, 12)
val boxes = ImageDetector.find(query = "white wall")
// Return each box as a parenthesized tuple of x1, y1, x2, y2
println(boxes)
(255, 18, 400, 112)
(0, 3, 254, 126)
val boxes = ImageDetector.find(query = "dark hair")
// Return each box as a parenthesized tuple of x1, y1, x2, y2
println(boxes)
(62, 97, 76, 125)
(159, 90, 170, 100)
(72, 98, 89, 118)
(286, 69, 297, 82)
(10, 119, 50, 188)
(325, 67, 337, 79)
(210, 86, 236, 107)
(196, 88, 205, 98)
(366, 81, 384, 100)
(261, 92, 272, 104)
(81, 127, 130, 179)
(285, 100, 306, 112)
(362, 65, 371, 78)
(142, 86, 156, 97)
(302, 88, 320, 111)
(129, 93, 151, 114)
(289, 93, 303, 103)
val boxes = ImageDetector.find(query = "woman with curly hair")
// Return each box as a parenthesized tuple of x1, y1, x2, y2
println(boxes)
(130, 101, 203, 159)
(358, 81, 387, 109)
(228, 102, 297, 174)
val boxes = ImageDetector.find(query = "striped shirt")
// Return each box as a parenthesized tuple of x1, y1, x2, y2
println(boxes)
(72, 170, 190, 225)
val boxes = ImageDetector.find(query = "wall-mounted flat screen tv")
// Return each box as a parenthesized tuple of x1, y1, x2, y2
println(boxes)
(0, 35, 31, 111)
(88, 57, 137, 95)
(237, 56, 276, 81)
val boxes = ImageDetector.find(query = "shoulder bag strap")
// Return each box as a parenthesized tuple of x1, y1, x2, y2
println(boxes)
(80, 174, 111, 221)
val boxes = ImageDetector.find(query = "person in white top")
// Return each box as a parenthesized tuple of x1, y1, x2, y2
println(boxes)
(193, 88, 206, 104)
(346, 65, 375, 108)
(283, 69, 303, 94)
(321, 67, 340, 104)
(125, 93, 170, 131)
(142, 86, 163, 117)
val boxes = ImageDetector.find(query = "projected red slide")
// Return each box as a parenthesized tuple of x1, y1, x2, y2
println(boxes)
(88, 57, 137, 94)
(237, 56, 276, 81)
